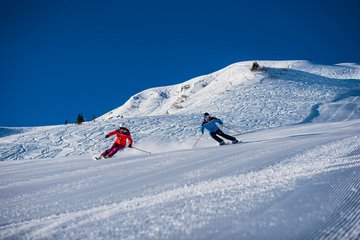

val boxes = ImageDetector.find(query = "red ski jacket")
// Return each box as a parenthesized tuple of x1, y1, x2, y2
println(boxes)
(106, 129, 133, 147)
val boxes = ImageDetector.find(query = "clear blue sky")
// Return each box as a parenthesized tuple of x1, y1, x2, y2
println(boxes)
(1, 0, 359, 127)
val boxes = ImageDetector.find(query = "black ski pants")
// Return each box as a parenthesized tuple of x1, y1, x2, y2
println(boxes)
(210, 129, 236, 143)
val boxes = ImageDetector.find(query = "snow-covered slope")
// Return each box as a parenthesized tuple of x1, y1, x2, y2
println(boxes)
(0, 120, 359, 239)
(0, 60, 360, 239)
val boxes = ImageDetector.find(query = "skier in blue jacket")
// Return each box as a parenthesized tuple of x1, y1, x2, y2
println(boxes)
(200, 112, 239, 145)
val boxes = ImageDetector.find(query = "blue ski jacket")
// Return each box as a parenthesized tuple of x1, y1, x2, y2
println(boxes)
(200, 117, 223, 134)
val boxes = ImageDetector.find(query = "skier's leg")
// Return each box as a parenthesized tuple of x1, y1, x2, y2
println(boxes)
(101, 143, 117, 158)
(210, 131, 225, 144)
(217, 129, 237, 142)
(101, 148, 112, 158)
(107, 144, 125, 158)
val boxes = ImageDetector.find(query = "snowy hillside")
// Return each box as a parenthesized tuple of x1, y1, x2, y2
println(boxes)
(1, 61, 359, 161)
(99, 60, 360, 122)
(0, 60, 360, 239)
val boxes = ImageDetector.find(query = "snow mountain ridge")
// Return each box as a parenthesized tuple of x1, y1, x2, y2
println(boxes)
(99, 60, 360, 121)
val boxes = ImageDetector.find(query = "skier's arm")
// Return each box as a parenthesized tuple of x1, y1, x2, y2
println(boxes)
(200, 125, 205, 134)
(128, 136, 133, 147)
(215, 119, 223, 125)
(105, 130, 118, 138)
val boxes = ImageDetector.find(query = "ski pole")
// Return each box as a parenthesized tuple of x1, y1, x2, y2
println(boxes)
(223, 125, 241, 134)
(192, 134, 203, 148)
(131, 146, 152, 154)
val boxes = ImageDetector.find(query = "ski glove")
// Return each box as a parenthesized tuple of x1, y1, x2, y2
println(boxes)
(105, 135, 109, 138)
(128, 144, 133, 148)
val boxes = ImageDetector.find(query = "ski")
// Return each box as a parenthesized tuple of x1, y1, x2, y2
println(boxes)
(220, 140, 242, 146)
(93, 156, 104, 160)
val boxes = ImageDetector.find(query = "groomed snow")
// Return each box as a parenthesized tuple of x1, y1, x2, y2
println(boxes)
(0, 60, 360, 239)
(0, 120, 359, 239)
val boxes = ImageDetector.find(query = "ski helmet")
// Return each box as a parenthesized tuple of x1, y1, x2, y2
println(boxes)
(119, 127, 130, 135)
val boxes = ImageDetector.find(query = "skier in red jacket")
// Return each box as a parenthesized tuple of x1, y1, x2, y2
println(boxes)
(95, 127, 133, 160)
